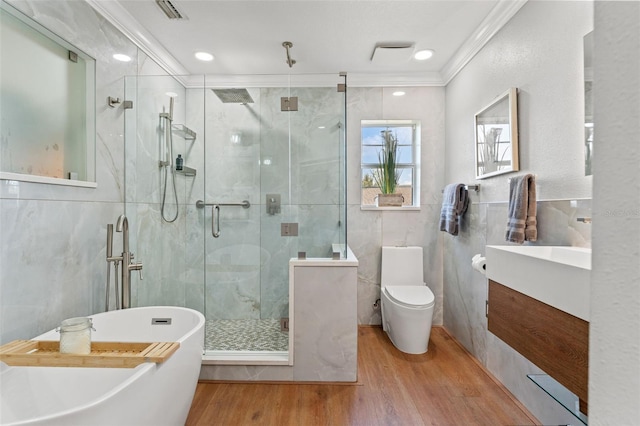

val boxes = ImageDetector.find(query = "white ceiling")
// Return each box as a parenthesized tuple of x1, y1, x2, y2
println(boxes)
(89, 0, 527, 86)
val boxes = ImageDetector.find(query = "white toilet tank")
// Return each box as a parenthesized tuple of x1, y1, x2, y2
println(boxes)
(380, 246, 434, 354)
(381, 246, 424, 287)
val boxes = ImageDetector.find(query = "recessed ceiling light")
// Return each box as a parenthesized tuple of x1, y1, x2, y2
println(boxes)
(113, 53, 132, 62)
(414, 49, 434, 61)
(393, 91, 406, 97)
(195, 51, 214, 62)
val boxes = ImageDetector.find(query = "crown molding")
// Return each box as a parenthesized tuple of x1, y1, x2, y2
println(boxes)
(86, 0, 526, 88)
(347, 72, 444, 87)
(181, 74, 345, 89)
(168, 73, 443, 89)
(85, 0, 190, 81)
(440, 0, 528, 85)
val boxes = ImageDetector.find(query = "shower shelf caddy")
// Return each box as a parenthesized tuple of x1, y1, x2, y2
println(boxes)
(172, 124, 196, 141)
(172, 124, 197, 176)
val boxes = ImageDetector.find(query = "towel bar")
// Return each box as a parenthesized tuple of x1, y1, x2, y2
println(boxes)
(441, 184, 480, 193)
(507, 174, 537, 183)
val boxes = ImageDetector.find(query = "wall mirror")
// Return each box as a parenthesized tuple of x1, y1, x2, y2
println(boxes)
(474, 87, 519, 179)
(584, 31, 593, 176)
(0, 1, 96, 187)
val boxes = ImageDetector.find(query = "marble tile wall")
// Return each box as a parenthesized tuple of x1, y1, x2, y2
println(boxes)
(346, 87, 446, 326)
(129, 82, 346, 323)
(201, 85, 263, 321)
(0, 0, 137, 343)
(124, 74, 195, 312)
(293, 264, 358, 382)
(199, 258, 358, 382)
(1, 28, 443, 341)
(201, 85, 343, 321)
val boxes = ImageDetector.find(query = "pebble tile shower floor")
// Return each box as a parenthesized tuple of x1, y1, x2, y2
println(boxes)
(205, 319, 288, 352)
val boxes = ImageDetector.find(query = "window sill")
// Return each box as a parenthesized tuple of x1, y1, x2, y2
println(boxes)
(360, 205, 421, 211)
(0, 172, 97, 188)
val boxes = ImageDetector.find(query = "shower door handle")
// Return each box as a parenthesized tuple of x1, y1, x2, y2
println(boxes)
(196, 200, 249, 238)
(211, 204, 220, 238)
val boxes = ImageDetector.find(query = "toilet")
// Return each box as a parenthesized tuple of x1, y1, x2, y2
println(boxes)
(380, 246, 435, 354)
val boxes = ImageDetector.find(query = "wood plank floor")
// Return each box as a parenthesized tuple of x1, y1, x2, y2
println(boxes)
(186, 326, 539, 426)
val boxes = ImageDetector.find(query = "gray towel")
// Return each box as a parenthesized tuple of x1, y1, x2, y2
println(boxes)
(440, 183, 469, 236)
(505, 174, 537, 243)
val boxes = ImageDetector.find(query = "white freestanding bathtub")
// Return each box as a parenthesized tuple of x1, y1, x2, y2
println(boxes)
(0, 306, 204, 426)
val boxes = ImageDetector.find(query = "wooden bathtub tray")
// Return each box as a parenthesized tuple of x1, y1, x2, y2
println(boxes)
(0, 340, 180, 368)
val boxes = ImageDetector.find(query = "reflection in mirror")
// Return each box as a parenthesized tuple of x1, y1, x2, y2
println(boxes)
(474, 87, 519, 179)
(0, 1, 96, 187)
(584, 31, 593, 176)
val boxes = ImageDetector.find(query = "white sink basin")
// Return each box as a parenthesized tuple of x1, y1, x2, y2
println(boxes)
(485, 245, 591, 321)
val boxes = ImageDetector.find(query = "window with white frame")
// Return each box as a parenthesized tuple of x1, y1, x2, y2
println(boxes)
(361, 120, 420, 208)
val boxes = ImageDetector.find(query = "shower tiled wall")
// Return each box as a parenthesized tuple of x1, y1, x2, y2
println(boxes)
(127, 82, 345, 323)
(200, 85, 344, 321)
(123, 75, 201, 312)
(346, 86, 447, 326)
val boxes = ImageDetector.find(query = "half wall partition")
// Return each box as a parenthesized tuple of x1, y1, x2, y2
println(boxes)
(124, 73, 347, 363)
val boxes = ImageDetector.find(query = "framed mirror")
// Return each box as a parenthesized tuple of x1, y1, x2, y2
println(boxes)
(0, 1, 96, 187)
(474, 87, 519, 179)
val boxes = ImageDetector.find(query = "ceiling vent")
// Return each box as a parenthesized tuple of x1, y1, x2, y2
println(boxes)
(370, 42, 415, 63)
(155, 0, 185, 19)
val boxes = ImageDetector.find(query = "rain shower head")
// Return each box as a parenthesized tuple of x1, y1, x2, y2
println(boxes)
(211, 88, 254, 104)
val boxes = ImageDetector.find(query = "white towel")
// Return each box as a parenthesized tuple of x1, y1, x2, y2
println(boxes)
(505, 174, 537, 243)
(440, 183, 469, 236)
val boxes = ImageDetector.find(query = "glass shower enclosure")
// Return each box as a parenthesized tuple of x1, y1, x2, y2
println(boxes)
(124, 73, 347, 363)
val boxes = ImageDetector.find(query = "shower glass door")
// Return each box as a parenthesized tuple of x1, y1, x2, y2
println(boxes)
(201, 74, 346, 361)
(124, 73, 346, 363)
(200, 76, 275, 357)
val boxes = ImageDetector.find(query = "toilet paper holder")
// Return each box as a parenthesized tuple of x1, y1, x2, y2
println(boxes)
(471, 254, 487, 275)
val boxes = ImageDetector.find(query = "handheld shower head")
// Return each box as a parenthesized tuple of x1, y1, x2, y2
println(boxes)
(107, 224, 113, 258)
(169, 96, 174, 121)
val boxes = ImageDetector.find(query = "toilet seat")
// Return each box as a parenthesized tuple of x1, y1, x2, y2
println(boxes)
(385, 285, 434, 308)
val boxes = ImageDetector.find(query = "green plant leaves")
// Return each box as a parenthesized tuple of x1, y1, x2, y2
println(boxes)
(371, 129, 402, 194)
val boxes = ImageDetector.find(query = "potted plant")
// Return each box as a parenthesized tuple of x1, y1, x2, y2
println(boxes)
(372, 129, 404, 207)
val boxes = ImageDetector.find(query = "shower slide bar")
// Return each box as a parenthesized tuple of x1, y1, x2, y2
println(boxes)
(195, 200, 250, 238)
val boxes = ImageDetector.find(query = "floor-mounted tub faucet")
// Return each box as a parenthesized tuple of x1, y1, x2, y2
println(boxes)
(115, 215, 143, 309)
(105, 223, 122, 311)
